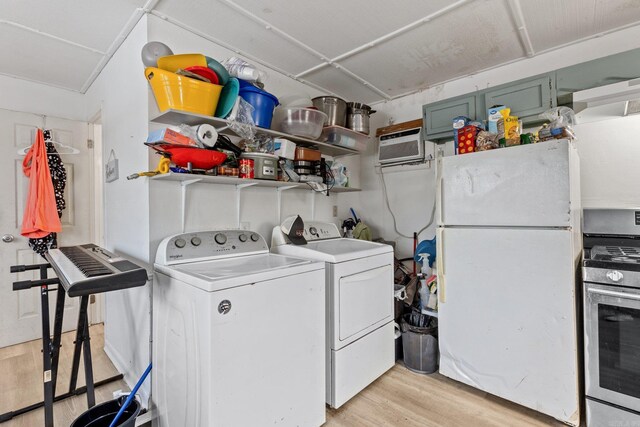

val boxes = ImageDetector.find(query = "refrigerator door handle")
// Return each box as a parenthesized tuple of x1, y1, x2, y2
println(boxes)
(436, 157, 444, 225)
(437, 227, 445, 303)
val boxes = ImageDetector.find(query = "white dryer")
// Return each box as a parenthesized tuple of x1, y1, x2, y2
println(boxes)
(271, 221, 395, 408)
(153, 230, 326, 427)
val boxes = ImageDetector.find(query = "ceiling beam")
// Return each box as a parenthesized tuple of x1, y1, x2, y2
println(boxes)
(0, 19, 105, 55)
(80, 0, 161, 93)
(505, 0, 535, 57)
(295, 0, 472, 79)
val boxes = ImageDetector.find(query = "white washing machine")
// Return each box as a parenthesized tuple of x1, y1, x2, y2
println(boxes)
(153, 230, 326, 427)
(271, 221, 395, 408)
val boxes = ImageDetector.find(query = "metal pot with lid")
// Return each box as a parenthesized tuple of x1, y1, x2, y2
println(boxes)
(347, 102, 376, 135)
(312, 96, 347, 127)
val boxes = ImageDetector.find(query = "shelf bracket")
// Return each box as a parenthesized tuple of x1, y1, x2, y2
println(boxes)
(180, 179, 202, 233)
(276, 185, 299, 223)
(235, 182, 258, 228)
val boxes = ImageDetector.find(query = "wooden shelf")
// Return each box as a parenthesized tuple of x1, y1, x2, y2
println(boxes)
(151, 172, 361, 193)
(150, 109, 360, 158)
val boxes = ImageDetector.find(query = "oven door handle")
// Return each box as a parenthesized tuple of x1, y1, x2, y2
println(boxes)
(588, 287, 640, 301)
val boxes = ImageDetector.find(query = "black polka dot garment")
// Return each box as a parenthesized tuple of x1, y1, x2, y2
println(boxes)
(29, 129, 67, 257)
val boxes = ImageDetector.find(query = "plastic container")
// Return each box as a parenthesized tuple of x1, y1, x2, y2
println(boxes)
(272, 107, 327, 140)
(401, 313, 438, 374)
(238, 84, 279, 128)
(321, 126, 368, 152)
(294, 147, 321, 161)
(145, 67, 222, 116)
(157, 54, 207, 73)
(71, 396, 140, 427)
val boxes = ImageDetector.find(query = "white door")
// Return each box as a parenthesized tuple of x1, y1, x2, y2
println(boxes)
(438, 139, 577, 227)
(0, 110, 94, 348)
(438, 227, 581, 425)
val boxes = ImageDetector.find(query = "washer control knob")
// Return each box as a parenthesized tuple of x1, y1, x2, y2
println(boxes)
(174, 238, 186, 248)
(250, 233, 259, 242)
(309, 226, 318, 236)
(606, 270, 624, 282)
(191, 236, 202, 246)
(239, 234, 248, 242)
(214, 233, 227, 245)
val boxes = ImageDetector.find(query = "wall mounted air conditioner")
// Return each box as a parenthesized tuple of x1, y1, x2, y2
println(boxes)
(377, 127, 424, 166)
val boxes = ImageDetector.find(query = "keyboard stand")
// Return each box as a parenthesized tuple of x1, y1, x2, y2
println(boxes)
(1, 263, 123, 427)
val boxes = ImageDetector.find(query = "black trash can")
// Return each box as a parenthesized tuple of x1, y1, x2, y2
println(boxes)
(71, 395, 141, 427)
(401, 312, 438, 374)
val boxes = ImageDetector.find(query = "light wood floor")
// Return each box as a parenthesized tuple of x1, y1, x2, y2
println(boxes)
(326, 364, 564, 426)
(0, 324, 128, 427)
(1, 327, 564, 426)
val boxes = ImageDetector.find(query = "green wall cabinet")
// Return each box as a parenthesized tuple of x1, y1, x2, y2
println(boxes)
(423, 95, 477, 139)
(483, 75, 556, 123)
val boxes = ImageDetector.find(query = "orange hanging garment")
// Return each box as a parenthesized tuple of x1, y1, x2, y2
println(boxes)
(20, 129, 61, 238)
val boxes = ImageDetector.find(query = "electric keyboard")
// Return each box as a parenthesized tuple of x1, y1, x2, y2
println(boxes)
(45, 244, 148, 297)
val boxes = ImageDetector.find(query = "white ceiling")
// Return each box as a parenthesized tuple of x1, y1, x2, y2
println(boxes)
(3, 0, 640, 103)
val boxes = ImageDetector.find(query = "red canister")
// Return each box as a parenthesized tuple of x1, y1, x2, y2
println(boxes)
(239, 158, 254, 179)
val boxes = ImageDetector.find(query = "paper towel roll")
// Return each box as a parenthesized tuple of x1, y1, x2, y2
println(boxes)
(192, 124, 218, 148)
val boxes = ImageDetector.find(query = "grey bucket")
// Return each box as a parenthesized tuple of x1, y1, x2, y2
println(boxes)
(401, 313, 438, 374)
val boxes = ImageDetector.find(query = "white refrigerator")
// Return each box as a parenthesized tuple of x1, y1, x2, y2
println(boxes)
(436, 139, 582, 426)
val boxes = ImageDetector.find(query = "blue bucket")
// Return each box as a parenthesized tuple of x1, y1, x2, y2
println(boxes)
(238, 83, 279, 128)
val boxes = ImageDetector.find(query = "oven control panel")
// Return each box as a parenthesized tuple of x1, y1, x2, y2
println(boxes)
(156, 230, 268, 265)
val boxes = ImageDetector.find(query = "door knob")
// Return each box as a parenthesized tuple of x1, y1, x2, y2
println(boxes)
(2, 234, 15, 243)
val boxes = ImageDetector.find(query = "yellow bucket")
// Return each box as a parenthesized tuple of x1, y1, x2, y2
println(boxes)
(145, 67, 222, 116)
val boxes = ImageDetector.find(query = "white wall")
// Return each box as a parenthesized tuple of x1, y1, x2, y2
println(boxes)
(84, 15, 152, 403)
(0, 74, 86, 121)
(574, 114, 640, 208)
(343, 24, 640, 259)
(147, 15, 341, 254)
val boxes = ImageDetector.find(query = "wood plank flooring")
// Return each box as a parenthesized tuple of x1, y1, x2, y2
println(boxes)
(1, 326, 564, 426)
(326, 364, 564, 427)
(0, 324, 128, 427)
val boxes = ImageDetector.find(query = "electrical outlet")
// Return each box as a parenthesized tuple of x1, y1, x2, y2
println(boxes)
(333, 205, 338, 217)
(240, 222, 250, 230)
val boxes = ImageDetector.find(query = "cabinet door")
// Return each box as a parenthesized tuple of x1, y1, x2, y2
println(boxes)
(423, 95, 476, 138)
(483, 75, 555, 120)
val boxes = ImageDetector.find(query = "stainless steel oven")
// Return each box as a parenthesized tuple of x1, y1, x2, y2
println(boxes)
(583, 209, 640, 426)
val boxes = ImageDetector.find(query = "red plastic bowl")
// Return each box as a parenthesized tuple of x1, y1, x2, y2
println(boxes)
(184, 66, 219, 85)
(149, 143, 227, 169)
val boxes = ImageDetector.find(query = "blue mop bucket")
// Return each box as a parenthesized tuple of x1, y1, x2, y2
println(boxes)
(238, 81, 279, 128)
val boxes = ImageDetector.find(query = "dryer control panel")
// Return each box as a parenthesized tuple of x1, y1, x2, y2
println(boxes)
(301, 221, 341, 241)
(156, 230, 268, 265)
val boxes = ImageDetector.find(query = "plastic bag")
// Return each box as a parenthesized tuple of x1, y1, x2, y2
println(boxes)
(330, 162, 348, 187)
(242, 133, 275, 153)
(221, 57, 266, 83)
(539, 106, 576, 140)
(228, 98, 256, 141)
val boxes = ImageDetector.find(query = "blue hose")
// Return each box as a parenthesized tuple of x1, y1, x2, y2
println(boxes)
(109, 363, 152, 427)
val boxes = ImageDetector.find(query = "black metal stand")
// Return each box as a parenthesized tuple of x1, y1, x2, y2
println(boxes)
(1, 264, 123, 426)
